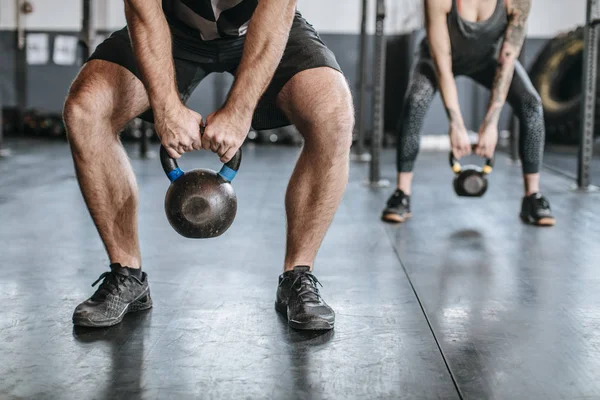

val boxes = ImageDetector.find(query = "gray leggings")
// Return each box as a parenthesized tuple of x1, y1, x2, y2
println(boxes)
(396, 59, 544, 174)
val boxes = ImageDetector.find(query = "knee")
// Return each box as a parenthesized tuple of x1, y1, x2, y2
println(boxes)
(403, 86, 433, 120)
(63, 88, 111, 152)
(63, 91, 91, 146)
(306, 90, 354, 158)
(520, 92, 544, 121)
(330, 93, 354, 151)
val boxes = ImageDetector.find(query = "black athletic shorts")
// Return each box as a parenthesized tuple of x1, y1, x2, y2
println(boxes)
(88, 12, 341, 130)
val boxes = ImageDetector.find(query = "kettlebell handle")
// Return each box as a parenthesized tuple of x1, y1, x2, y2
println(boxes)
(160, 145, 242, 182)
(449, 144, 494, 175)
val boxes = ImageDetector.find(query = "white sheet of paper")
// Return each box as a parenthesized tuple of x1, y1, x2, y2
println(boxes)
(53, 35, 79, 66)
(26, 33, 49, 65)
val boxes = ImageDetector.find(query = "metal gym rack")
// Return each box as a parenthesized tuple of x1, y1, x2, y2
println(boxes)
(354, 0, 389, 187)
(578, 0, 600, 190)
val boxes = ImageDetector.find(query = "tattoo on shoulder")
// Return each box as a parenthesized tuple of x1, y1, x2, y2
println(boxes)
(505, 23, 525, 47)
(511, 0, 532, 14)
(506, 0, 531, 47)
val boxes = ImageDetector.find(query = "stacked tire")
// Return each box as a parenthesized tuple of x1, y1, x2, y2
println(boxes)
(529, 27, 600, 144)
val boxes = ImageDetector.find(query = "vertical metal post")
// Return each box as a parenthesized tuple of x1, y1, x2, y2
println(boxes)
(81, 0, 94, 61)
(0, 93, 2, 152)
(352, 0, 371, 162)
(367, 0, 389, 187)
(578, 0, 600, 189)
(15, 0, 27, 135)
(16, 0, 25, 50)
(0, 90, 9, 158)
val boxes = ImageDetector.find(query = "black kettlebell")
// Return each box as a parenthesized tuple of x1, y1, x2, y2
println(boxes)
(160, 144, 242, 239)
(449, 146, 494, 197)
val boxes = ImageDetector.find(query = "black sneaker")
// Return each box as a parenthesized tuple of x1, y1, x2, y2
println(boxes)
(520, 193, 556, 226)
(72, 263, 152, 328)
(275, 266, 334, 330)
(382, 189, 412, 223)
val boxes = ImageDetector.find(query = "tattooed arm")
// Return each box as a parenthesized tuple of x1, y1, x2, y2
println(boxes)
(425, 0, 472, 158)
(476, 0, 531, 158)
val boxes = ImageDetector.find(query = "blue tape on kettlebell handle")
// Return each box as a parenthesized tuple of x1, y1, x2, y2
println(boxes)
(218, 165, 237, 182)
(167, 168, 184, 182)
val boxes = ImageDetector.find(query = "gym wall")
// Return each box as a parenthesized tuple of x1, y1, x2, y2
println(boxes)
(0, 0, 588, 135)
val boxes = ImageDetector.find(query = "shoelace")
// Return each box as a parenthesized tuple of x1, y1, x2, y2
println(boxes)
(290, 273, 323, 303)
(91, 271, 127, 299)
(388, 190, 407, 207)
(534, 195, 550, 209)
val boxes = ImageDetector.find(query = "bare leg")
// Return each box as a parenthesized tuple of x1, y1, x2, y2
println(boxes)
(524, 173, 540, 196)
(277, 68, 354, 272)
(397, 172, 414, 195)
(63, 60, 150, 269)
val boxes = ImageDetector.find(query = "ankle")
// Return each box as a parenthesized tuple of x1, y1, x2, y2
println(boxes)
(523, 173, 540, 197)
(397, 187, 411, 196)
(284, 263, 313, 272)
(397, 172, 413, 194)
(525, 189, 539, 197)
(110, 257, 141, 269)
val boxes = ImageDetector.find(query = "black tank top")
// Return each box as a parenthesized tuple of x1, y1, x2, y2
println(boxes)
(163, 0, 258, 41)
(421, 0, 508, 75)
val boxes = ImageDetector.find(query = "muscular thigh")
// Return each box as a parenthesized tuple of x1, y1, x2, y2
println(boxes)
(276, 67, 353, 138)
(70, 26, 207, 132)
(68, 60, 150, 132)
(251, 12, 343, 131)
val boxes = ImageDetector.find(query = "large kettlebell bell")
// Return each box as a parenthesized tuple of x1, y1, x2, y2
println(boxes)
(160, 143, 242, 239)
(449, 145, 494, 197)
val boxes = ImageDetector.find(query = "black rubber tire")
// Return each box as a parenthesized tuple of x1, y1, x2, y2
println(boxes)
(529, 27, 600, 144)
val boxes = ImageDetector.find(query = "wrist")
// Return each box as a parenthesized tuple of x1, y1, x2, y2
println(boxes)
(150, 91, 182, 117)
(445, 107, 464, 127)
(223, 98, 254, 120)
(450, 116, 465, 124)
(484, 113, 500, 125)
(448, 116, 466, 130)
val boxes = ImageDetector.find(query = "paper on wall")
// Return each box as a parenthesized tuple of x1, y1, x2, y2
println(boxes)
(53, 35, 79, 66)
(26, 33, 49, 65)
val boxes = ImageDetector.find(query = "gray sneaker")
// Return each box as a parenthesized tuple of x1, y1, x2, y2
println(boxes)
(275, 266, 335, 330)
(382, 189, 412, 223)
(72, 263, 152, 327)
(520, 193, 556, 226)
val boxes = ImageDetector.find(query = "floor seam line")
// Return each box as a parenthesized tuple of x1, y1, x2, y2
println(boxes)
(384, 226, 466, 400)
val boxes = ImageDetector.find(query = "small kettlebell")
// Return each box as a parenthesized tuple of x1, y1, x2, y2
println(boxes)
(160, 144, 242, 239)
(449, 146, 494, 197)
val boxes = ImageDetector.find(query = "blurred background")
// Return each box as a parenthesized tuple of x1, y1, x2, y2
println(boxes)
(0, 0, 596, 183)
(1, 3, 599, 399)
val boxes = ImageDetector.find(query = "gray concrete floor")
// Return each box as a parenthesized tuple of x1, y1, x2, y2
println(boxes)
(0, 138, 599, 399)
(544, 140, 600, 186)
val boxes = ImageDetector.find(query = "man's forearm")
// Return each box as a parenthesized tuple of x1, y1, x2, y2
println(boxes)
(483, 0, 531, 128)
(125, 0, 179, 114)
(225, 0, 297, 116)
